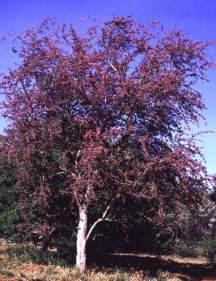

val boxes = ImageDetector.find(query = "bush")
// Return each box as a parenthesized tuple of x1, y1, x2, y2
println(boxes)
(175, 241, 199, 258)
(0, 207, 21, 239)
(200, 238, 216, 263)
(6, 244, 67, 265)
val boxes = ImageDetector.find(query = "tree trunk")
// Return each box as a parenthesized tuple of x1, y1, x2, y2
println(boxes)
(76, 205, 88, 271)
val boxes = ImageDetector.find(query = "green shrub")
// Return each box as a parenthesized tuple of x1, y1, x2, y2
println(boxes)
(200, 238, 216, 263)
(6, 244, 66, 265)
(175, 241, 198, 258)
(161, 238, 199, 258)
(0, 207, 21, 238)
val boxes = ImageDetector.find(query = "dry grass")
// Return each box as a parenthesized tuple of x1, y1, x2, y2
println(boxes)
(0, 239, 212, 281)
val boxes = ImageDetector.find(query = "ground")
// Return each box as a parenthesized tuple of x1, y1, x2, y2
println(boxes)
(0, 239, 215, 281)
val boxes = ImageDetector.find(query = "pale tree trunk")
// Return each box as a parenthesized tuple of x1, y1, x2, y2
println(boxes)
(76, 205, 88, 271)
(75, 204, 111, 271)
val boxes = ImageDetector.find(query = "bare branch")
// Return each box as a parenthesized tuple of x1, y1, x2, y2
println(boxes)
(86, 205, 111, 242)
(108, 62, 117, 72)
(56, 171, 67, 175)
(75, 149, 81, 167)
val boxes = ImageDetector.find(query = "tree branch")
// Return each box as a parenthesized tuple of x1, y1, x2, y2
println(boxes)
(108, 62, 117, 72)
(85, 205, 111, 242)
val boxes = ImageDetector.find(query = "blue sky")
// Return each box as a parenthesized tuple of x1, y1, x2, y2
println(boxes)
(0, 0, 215, 174)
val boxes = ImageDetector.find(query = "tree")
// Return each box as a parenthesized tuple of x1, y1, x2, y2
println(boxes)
(0, 16, 212, 270)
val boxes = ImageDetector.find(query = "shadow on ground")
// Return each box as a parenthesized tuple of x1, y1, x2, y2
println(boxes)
(1, 241, 215, 280)
(90, 253, 216, 281)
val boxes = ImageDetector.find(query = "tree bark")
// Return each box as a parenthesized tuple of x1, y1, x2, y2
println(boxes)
(75, 204, 111, 271)
(76, 205, 88, 271)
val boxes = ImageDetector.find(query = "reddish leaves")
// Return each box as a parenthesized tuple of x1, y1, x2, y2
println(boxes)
(0, 16, 212, 225)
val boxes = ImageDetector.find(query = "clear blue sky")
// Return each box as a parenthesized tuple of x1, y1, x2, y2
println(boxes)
(0, 0, 215, 174)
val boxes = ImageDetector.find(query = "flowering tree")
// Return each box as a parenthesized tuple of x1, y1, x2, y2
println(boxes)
(0, 17, 212, 270)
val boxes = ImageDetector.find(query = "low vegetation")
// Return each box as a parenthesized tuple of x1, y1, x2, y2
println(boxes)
(0, 239, 215, 281)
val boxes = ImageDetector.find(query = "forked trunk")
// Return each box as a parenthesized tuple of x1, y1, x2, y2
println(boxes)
(76, 205, 88, 271)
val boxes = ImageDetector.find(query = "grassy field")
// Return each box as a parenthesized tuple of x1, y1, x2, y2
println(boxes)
(0, 239, 215, 281)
